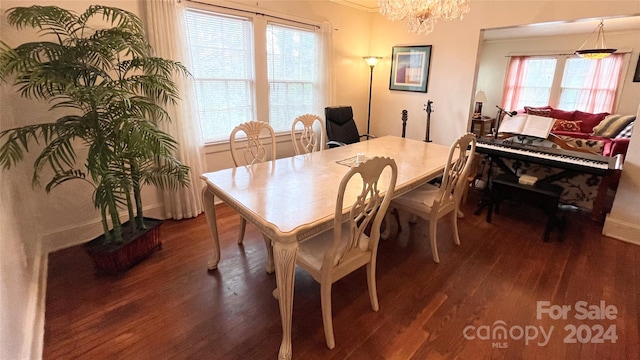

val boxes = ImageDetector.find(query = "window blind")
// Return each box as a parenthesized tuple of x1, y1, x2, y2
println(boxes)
(185, 9, 255, 142)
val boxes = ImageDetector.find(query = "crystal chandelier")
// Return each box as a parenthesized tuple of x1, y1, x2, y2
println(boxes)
(378, 0, 471, 35)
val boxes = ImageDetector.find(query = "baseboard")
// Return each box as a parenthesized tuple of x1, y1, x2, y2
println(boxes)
(40, 203, 166, 253)
(602, 215, 640, 246)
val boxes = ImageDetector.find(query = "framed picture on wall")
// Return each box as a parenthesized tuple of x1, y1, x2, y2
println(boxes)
(389, 45, 432, 92)
(634, 54, 640, 82)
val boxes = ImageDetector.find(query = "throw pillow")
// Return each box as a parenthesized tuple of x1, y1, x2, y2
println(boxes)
(549, 109, 576, 121)
(524, 106, 552, 117)
(592, 114, 636, 138)
(574, 110, 609, 133)
(552, 119, 582, 132)
(614, 121, 634, 139)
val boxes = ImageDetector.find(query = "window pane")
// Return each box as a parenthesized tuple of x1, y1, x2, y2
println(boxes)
(558, 56, 622, 113)
(267, 23, 317, 131)
(185, 10, 255, 142)
(516, 58, 556, 109)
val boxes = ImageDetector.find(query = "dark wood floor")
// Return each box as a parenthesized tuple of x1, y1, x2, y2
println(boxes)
(44, 192, 639, 360)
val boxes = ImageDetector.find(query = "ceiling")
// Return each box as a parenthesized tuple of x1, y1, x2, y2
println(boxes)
(484, 16, 640, 40)
(330, 1, 640, 39)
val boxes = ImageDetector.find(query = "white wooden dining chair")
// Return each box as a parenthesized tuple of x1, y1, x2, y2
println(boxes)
(391, 133, 476, 263)
(295, 156, 397, 349)
(229, 121, 277, 272)
(291, 114, 326, 155)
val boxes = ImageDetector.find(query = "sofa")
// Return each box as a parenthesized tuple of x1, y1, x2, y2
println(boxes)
(522, 106, 635, 158)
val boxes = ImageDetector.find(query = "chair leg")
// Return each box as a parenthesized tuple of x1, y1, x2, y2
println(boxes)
(451, 209, 461, 246)
(380, 210, 399, 240)
(262, 234, 275, 274)
(429, 218, 440, 263)
(366, 261, 379, 312)
(395, 209, 412, 248)
(237, 216, 247, 245)
(320, 281, 335, 349)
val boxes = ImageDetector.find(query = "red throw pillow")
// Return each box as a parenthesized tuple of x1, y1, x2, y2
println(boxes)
(524, 105, 552, 111)
(552, 119, 582, 132)
(549, 109, 575, 121)
(524, 106, 552, 117)
(574, 110, 609, 133)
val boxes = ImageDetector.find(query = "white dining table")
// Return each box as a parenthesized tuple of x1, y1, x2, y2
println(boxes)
(200, 135, 450, 359)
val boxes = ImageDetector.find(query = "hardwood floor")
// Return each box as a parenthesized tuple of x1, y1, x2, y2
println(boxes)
(44, 192, 639, 359)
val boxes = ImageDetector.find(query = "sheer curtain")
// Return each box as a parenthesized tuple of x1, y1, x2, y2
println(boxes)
(501, 56, 527, 111)
(577, 53, 624, 113)
(143, 0, 205, 220)
(315, 21, 334, 114)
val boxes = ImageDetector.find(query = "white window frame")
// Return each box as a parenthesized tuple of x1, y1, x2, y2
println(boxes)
(184, 4, 323, 144)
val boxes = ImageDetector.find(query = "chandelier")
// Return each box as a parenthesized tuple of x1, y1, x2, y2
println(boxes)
(378, 0, 471, 35)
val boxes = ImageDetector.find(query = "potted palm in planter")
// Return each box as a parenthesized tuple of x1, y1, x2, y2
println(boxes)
(0, 5, 191, 273)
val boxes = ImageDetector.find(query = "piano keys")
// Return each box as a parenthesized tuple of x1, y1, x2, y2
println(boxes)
(476, 137, 622, 176)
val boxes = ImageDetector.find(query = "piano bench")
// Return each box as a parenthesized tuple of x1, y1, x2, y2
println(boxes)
(488, 174, 564, 242)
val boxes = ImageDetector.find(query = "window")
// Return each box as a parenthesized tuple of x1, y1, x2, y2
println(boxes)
(502, 54, 624, 113)
(185, 10, 254, 142)
(558, 56, 624, 113)
(267, 24, 317, 132)
(502, 57, 557, 110)
(185, 8, 321, 142)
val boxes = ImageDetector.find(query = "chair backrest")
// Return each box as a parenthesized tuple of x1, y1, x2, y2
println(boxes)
(229, 121, 277, 166)
(325, 106, 361, 145)
(323, 156, 397, 269)
(291, 114, 326, 155)
(433, 133, 477, 213)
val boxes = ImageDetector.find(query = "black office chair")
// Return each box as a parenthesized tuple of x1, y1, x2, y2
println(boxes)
(325, 106, 375, 147)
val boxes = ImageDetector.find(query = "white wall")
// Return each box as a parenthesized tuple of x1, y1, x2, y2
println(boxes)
(603, 104, 640, 244)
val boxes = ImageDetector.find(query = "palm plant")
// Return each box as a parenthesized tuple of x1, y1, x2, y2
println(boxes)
(0, 5, 190, 244)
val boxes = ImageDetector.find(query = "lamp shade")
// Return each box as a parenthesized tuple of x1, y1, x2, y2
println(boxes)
(363, 56, 382, 67)
(475, 90, 487, 103)
(575, 48, 617, 59)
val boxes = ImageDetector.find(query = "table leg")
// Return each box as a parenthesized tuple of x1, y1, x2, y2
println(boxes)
(262, 234, 275, 274)
(273, 240, 298, 360)
(202, 186, 221, 270)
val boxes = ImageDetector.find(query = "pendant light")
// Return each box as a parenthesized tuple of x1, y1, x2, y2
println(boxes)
(575, 20, 617, 59)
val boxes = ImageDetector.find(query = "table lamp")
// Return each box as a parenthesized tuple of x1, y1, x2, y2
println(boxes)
(474, 90, 487, 119)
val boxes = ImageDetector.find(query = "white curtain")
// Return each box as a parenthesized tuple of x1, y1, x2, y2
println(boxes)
(315, 21, 334, 115)
(143, 0, 205, 220)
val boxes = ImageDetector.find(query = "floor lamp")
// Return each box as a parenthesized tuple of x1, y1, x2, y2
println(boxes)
(363, 56, 382, 134)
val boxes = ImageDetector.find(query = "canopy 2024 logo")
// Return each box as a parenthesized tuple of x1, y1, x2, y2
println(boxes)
(463, 300, 618, 349)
